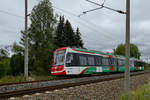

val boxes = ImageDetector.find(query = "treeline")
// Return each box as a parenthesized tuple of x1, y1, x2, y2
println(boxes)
(56, 16, 83, 48)
(114, 44, 141, 59)
(0, 0, 84, 78)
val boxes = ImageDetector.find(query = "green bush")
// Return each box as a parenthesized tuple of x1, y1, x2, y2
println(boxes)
(10, 53, 24, 76)
(0, 75, 57, 84)
(32, 75, 57, 80)
(0, 58, 10, 78)
(0, 63, 6, 78)
(0, 75, 24, 84)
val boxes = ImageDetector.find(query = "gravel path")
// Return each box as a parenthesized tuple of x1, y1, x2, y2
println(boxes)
(6, 73, 150, 100)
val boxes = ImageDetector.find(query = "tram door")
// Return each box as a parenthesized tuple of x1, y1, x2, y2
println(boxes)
(65, 53, 80, 75)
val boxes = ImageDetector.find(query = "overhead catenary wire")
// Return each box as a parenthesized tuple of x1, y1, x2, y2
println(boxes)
(0, 0, 121, 42)
(0, 9, 24, 38)
(0, 9, 24, 32)
(84, 0, 126, 14)
(53, 8, 115, 40)
(36, 0, 124, 40)
(52, 6, 119, 39)
(1, 28, 19, 34)
(35, 0, 122, 42)
(0, 9, 24, 19)
(34, 0, 119, 50)
(0, 0, 121, 46)
(78, 0, 106, 17)
(35, 0, 118, 38)
(80, 0, 131, 96)
(0, 0, 121, 51)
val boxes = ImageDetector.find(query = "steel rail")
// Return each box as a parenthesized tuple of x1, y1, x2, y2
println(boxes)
(0, 70, 150, 99)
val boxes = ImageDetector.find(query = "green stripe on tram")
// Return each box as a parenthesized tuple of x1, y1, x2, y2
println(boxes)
(82, 66, 144, 74)
(83, 67, 96, 74)
(118, 66, 125, 72)
(118, 66, 136, 72)
(102, 66, 111, 72)
(130, 67, 135, 71)
(83, 66, 118, 74)
(138, 67, 144, 70)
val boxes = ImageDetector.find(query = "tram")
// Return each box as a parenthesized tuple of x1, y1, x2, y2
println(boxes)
(51, 47, 144, 75)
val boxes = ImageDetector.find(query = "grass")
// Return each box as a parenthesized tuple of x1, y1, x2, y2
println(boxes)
(29, 74, 58, 81)
(119, 82, 150, 100)
(0, 75, 25, 84)
(0, 74, 58, 84)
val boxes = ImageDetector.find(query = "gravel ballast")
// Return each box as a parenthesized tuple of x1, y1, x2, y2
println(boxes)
(6, 73, 150, 100)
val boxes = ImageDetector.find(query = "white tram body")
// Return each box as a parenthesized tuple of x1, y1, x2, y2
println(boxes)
(51, 47, 144, 75)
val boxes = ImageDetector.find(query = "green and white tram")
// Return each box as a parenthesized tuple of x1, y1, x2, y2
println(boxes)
(51, 47, 144, 75)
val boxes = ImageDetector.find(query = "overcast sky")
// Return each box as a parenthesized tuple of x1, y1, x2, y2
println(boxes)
(0, 0, 150, 61)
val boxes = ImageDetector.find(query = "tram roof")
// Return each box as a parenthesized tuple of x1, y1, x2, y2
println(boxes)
(71, 47, 140, 61)
(72, 47, 114, 56)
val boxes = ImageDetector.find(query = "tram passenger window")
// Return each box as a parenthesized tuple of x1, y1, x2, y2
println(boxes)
(111, 58, 117, 66)
(102, 58, 109, 66)
(134, 61, 138, 66)
(79, 55, 87, 66)
(109, 58, 113, 65)
(95, 56, 102, 66)
(87, 56, 95, 66)
(66, 53, 78, 66)
(118, 60, 125, 66)
(130, 60, 134, 67)
(110, 58, 114, 65)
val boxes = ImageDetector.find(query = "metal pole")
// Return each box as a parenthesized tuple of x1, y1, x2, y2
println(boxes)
(125, 0, 130, 97)
(24, 0, 28, 81)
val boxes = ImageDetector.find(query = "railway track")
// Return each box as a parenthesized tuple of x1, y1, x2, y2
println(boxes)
(0, 70, 150, 99)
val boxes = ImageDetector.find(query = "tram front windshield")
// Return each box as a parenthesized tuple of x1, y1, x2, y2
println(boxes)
(54, 50, 65, 66)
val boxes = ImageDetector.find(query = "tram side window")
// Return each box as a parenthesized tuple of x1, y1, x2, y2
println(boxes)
(66, 53, 79, 66)
(113, 58, 117, 66)
(95, 56, 102, 66)
(110, 58, 114, 65)
(118, 60, 125, 66)
(130, 60, 134, 67)
(102, 58, 109, 66)
(79, 55, 87, 66)
(87, 56, 95, 66)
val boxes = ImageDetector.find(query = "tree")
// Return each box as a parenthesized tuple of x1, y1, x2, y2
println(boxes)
(27, 0, 57, 75)
(114, 43, 141, 59)
(0, 62, 6, 78)
(56, 16, 84, 48)
(12, 42, 24, 55)
(10, 53, 24, 76)
(0, 58, 10, 78)
(55, 16, 65, 47)
(75, 27, 84, 48)
(0, 48, 9, 60)
(63, 20, 76, 47)
(11, 42, 24, 76)
(0, 46, 11, 78)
